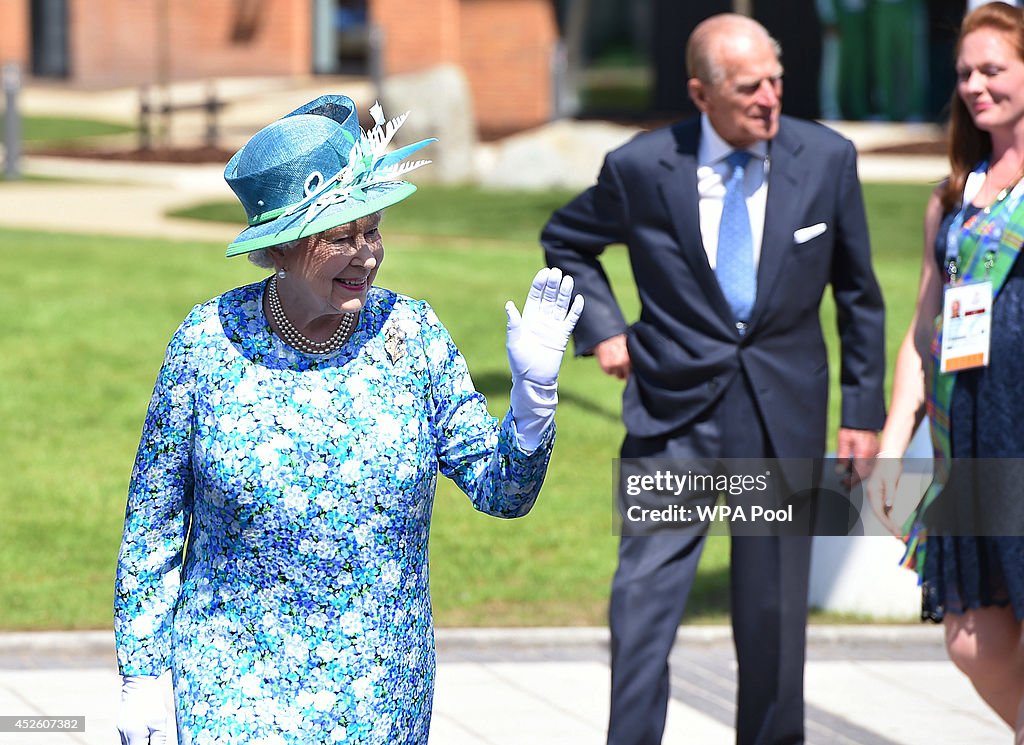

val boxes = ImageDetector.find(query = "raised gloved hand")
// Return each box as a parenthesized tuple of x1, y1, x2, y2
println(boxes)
(117, 675, 168, 745)
(505, 267, 585, 450)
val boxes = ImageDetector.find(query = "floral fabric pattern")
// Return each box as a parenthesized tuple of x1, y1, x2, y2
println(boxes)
(114, 280, 554, 744)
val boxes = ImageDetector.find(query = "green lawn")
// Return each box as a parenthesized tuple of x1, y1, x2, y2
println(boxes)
(0, 182, 933, 630)
(170, 184, 583, 244)
(2, 115, 135, 146)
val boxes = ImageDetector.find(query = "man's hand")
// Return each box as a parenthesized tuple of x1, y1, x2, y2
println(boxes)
(835, 427, 879, 487)
(594, 334, 631, 380)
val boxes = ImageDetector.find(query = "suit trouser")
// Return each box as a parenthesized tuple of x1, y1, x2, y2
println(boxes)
(607, 372, 813, 745)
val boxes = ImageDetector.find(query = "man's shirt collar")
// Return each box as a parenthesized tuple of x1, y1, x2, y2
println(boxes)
(698, 114, 769, 167)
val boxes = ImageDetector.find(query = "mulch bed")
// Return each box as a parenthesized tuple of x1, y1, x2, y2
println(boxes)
(31, 145, 236, 164)
(861, 139, 947, 156)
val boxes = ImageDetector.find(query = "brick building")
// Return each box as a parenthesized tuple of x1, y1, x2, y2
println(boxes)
(0, 0, 558, 134)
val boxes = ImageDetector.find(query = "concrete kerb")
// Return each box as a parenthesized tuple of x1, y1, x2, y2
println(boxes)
(440, 624, 946, 648)
(0, 630, 114, 657)
(0, 624, 945, 659)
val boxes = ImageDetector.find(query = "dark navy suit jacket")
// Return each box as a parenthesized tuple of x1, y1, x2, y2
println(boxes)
(541, 115, 886, 458)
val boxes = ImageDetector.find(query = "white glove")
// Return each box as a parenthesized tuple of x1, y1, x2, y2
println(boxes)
(118, 675, 168, 745)
(505, 267, 585, 450)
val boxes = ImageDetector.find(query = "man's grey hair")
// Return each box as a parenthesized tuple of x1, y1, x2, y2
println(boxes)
(686, 14, 782, 85)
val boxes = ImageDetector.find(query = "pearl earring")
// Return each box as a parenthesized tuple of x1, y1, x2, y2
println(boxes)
(277, 269, 286, 279)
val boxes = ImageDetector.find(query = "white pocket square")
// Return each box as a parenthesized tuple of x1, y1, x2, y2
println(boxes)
(793, 222, 827, 244)
(794, 221, 827, 244)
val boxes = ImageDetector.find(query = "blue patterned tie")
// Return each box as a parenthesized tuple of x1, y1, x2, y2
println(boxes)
(716, 150, 755, 327)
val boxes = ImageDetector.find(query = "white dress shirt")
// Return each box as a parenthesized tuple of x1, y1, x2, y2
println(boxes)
(696, 114, 770, 271)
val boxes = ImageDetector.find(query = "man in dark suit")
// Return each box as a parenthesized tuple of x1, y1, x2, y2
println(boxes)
(541, 14, 885, 745)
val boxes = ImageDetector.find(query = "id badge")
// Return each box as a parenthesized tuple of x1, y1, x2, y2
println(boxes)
(940, 280, 993, 373)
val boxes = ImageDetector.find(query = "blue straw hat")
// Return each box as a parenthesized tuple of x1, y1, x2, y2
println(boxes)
(223, 94, 435, 257)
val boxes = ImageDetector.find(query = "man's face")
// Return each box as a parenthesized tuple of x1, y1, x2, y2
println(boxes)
(688, 33, 783, 148)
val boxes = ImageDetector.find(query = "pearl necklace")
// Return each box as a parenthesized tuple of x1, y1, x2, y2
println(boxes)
(267, 275, 356, 355)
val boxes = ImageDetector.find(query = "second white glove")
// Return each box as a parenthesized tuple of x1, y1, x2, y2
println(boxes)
(117, 674, 168, 745)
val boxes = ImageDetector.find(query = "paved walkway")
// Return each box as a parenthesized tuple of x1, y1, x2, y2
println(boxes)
(0, 153, 238, 245)
(0, 626, 1008, 745)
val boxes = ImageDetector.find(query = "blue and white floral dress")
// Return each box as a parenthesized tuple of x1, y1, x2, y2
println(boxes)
(114, 280, 553, 745)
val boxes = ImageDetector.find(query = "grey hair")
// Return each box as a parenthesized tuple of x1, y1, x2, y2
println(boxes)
(686, 14, 782, 85)
(244, 210, 387, 269)
(247, 239, 301, 269)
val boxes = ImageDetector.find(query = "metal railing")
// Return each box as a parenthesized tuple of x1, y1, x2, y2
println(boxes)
(138, 81, 226, 150)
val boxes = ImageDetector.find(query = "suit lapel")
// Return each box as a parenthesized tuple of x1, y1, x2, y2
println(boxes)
(751, 123, 804, 328)
(657, 121, 735, 321)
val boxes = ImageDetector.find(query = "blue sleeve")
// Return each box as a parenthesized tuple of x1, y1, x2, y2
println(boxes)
(421, 301, 554, 518)
(114, 310, 198, 675)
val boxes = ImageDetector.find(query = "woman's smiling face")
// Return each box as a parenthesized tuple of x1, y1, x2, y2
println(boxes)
(957, 28, 1024, 135)
(271, 212, 384, 316)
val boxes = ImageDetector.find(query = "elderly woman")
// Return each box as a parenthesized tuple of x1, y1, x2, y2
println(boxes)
(114, 95, 582, 745)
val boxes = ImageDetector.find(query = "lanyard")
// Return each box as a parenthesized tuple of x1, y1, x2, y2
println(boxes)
(945, 162, 1024, 283)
